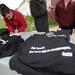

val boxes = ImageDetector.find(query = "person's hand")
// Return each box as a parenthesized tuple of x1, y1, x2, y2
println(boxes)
(10, 32, 14, 36)
(10, 32, 23, 36)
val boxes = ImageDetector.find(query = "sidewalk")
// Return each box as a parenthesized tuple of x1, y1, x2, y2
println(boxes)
(49, 26, 59, 31)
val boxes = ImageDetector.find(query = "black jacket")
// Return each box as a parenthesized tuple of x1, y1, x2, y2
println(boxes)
(30, 0, 47, 18)
(0, 35, 24, 58)
(9, 31, 75, 75)
(0, 28, 24, 58)
(30, 0, 49, 32)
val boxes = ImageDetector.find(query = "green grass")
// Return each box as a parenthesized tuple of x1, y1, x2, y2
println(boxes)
(0, 19, 5, 29)
(48, 18, 58, 28)
(0, 16, 58, 31)
(25, 16, 36, 31)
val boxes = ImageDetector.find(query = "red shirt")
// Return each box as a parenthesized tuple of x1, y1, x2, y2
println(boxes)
(55, 0, 75, 28)
(3, 10, 27, 32)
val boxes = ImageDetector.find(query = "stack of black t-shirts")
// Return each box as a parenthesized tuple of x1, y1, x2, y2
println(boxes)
(9, 30, 75, 75)
(0, 28, 24, 58)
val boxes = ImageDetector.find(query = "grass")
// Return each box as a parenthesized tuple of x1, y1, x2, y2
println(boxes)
(48, 18, 58, 28)
(0, 19, 5, 29)
(25, 16, 36, 31)
(0, 16, 58, 31)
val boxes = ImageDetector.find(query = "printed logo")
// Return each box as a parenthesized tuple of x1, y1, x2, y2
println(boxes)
(61, 52, 73, 57)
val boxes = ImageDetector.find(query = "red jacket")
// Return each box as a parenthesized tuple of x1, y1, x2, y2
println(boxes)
(55, 0, 75, 28)
(3, 10, 27, 32)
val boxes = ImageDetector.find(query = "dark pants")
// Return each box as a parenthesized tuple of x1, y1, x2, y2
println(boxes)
(34, 15, 49, 32)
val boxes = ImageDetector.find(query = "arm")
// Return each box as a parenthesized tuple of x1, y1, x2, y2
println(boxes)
(30, 0, 47, 18)
(18, 13, 27, 32)
(3, 17, 14, 32)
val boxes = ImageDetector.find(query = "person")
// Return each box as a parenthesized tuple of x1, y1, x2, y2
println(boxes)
(55, 0, 75, 35)
(47, 6, 55, 19)
(47, 6, 52, 19)
(0, 4, 27, 34)
(30, 0, 49, 32)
